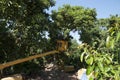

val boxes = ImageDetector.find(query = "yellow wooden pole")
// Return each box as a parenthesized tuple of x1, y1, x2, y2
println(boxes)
(0, 50, 59, 70)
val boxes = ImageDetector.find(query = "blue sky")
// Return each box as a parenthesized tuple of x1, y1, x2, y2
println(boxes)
(49, 0, 120, 18)
(48, 0, 120, 43)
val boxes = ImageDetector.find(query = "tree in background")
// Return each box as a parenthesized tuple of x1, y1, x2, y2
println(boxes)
(50, 4, 97, 46)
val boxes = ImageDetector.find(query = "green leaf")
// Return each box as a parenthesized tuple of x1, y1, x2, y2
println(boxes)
(94, 67, 99, 77)
(104, 66, 110, 73)
(108, 27, 114, 33)
(104, 73, 109, 77)
(111, 70, 115, 74)
(106, 36, 111, 48)
(111, 31, 115, 36)
(86, 65, 94, 75)
(98, 62, 104, 71)
(106, 36, 115, 49)
(105, 56, 112, 64)
(80, 52, 85, 62)
(116, 32, 120, 42)
(89, 77, 94, 80)
(106, 59, 111, 64)
(95, 66, 99, 72)
(85, 54, 89, 60)
(86, 57, 94, 65)
(110, 39, 115, 49)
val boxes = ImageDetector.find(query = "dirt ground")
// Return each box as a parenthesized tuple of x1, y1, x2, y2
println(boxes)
(25, 63, 78, 80)
(25, 70, 77, 80)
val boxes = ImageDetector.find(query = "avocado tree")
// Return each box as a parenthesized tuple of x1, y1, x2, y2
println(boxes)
(50, 4, 97, 45)
(0, 0, 55, 74)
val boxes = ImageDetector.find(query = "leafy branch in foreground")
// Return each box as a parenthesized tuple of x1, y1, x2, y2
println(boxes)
(79, 43, 120, 80)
